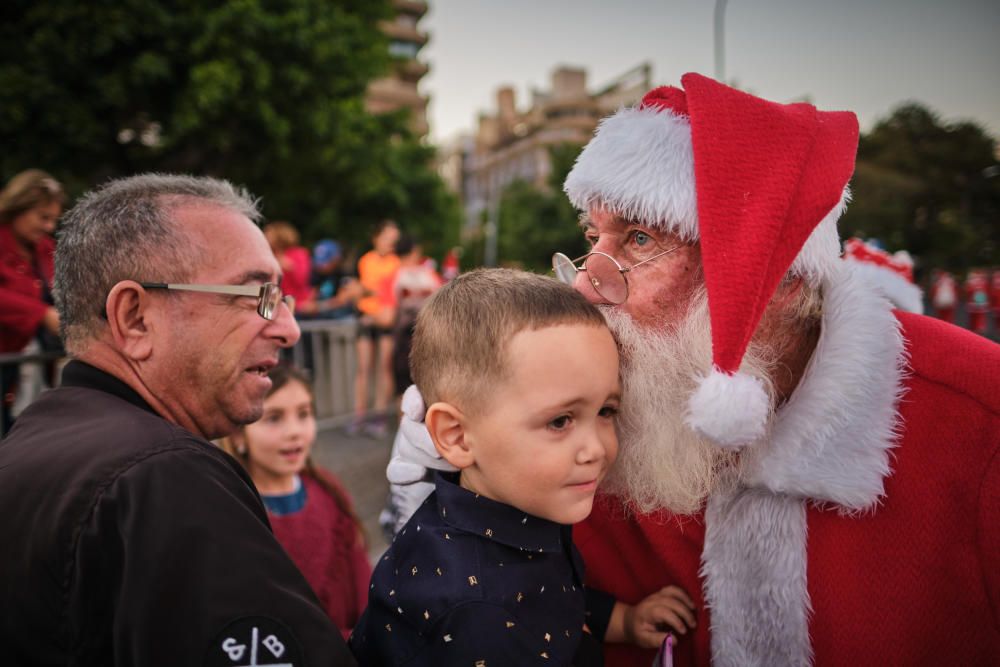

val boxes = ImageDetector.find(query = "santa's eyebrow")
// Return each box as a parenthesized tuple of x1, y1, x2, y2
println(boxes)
(578, 212, 593, 231)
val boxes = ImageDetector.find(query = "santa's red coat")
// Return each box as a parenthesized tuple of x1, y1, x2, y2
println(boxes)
(577, 310, 1000, 665)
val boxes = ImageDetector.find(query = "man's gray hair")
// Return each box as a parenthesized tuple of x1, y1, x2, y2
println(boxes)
(54, 174, 260, 353)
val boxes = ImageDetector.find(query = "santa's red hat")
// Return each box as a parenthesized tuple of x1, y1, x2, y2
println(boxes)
(565, 73, 859, 448)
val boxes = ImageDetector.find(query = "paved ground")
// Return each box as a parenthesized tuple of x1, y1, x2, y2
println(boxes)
(310, 423, 395, 563)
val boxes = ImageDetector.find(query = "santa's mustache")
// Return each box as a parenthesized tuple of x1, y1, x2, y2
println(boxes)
(598, 290, 777, 515)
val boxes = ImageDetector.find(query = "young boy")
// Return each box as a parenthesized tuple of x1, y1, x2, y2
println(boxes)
(350, 269, 695, 666)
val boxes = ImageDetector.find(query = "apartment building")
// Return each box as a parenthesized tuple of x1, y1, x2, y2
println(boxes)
(365, 0, 431, 137)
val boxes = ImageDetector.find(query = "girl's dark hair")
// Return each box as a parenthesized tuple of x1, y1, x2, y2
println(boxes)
(372, 218, 397, 239)
(264, 365, 367, 545)
(395, 232, 417, 257)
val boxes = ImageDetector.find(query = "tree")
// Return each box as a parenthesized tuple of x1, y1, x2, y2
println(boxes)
(841, 103, 999, 273)
(0, 0, 460, 255)
(495, 143, 589, 272)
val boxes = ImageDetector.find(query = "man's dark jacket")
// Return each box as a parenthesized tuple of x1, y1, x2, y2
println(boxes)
(0, 361, 356, 666)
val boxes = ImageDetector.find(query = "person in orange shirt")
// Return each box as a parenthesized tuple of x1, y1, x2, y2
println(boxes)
(350, 220, 400, 438)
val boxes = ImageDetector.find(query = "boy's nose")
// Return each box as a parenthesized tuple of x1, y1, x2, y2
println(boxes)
(576, 429, 607, 464)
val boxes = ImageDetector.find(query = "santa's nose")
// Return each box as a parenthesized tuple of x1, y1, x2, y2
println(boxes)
(574, 266, 608, 305)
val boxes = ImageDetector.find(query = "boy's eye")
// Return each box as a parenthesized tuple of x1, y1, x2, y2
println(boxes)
(598, 405, 619, 419)
(549, 415, 572, 431)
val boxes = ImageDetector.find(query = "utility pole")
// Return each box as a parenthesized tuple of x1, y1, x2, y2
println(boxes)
(714, 0, 728, 82)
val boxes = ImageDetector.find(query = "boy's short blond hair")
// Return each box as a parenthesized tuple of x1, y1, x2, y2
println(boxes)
(411, 268, 608, 415)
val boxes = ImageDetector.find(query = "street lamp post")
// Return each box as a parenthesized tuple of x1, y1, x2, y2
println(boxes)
(714, 0, 728, 82)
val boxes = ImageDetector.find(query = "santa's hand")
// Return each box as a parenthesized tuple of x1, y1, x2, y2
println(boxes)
(386, 385, 457, 485)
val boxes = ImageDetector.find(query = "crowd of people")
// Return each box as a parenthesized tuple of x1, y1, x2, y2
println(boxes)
(929, 266, 1000, 336)
(0, 73, 997, 666)
(0, 176, 451, 437)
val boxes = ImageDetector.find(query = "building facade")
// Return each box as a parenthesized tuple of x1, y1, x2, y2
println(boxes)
(365, 0, 431, 137)
(446, 63, 651, 230)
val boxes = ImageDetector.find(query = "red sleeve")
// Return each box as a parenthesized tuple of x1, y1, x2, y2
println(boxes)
(0, 287, 48, 339)
(310, 466, 373, 637)
(0, 236, 52, 344)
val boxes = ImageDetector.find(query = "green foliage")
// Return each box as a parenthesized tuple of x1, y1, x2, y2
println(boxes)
(495, 143, 589, 272)
(0, 0, 461, 258)
(841, 103, 999, 272)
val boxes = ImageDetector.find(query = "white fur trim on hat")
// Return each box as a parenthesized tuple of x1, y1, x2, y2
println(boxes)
(565, 106, 699, 241)
(566, 105, 850, 283)
(685, 368, 770, 448)
(790, 189, 849, 286)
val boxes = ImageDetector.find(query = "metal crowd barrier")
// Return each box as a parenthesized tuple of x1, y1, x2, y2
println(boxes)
(291, 318, 359, 430)
(0, 319, 360, 438)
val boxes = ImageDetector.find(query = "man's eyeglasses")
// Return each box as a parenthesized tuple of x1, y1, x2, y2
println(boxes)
(139, 282, 294, 321)
(551, 245, 682, 305)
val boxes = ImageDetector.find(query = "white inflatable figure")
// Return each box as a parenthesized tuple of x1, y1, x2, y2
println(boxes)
(842, 237, 924, 313)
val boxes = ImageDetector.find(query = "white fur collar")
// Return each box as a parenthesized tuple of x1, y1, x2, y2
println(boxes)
(744, 263, 907, 510)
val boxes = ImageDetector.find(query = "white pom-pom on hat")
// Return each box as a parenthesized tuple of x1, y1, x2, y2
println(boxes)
(685, 368, 770, 448)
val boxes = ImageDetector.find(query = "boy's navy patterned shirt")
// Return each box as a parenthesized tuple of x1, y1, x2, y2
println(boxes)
(350, 472, 609, 665)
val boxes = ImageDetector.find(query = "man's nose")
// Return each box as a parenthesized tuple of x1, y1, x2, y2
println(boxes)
(267, 300, 301, 347)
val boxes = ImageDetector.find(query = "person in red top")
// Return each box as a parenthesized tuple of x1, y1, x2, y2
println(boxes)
(390, 74, 1000, 665)
(964, 267, 990, 335)
(0, 169, 66, 431)
(224, 365, 372, 639)
(263, 220, 313, 313)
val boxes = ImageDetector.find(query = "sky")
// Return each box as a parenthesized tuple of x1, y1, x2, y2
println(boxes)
(419, 0, 1000, 144)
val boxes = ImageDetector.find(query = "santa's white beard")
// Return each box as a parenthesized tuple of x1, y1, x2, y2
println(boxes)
(600, 290, 779, 515)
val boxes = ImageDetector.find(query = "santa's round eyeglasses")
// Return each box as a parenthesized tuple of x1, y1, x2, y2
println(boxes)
(551, 245, 682, 305)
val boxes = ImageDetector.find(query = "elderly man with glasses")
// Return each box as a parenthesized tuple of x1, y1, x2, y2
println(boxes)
(388, 74, 1000, 665)
(0, 175, 356, 665)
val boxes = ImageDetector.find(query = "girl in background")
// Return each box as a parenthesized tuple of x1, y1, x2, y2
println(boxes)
(223, 366, 372, 639)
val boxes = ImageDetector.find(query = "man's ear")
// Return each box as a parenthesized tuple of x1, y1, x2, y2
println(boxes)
(425, 401, 475, 469)
(105, 281, 156, 362)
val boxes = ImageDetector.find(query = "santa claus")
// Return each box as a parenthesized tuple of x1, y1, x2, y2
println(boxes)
(389, 73, 1000, 665)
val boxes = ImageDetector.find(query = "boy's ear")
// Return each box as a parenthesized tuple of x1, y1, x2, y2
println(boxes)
(425, 402, 475, 469)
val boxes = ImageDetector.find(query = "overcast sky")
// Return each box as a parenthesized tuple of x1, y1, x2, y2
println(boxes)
(420, 0, 1000, 144)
